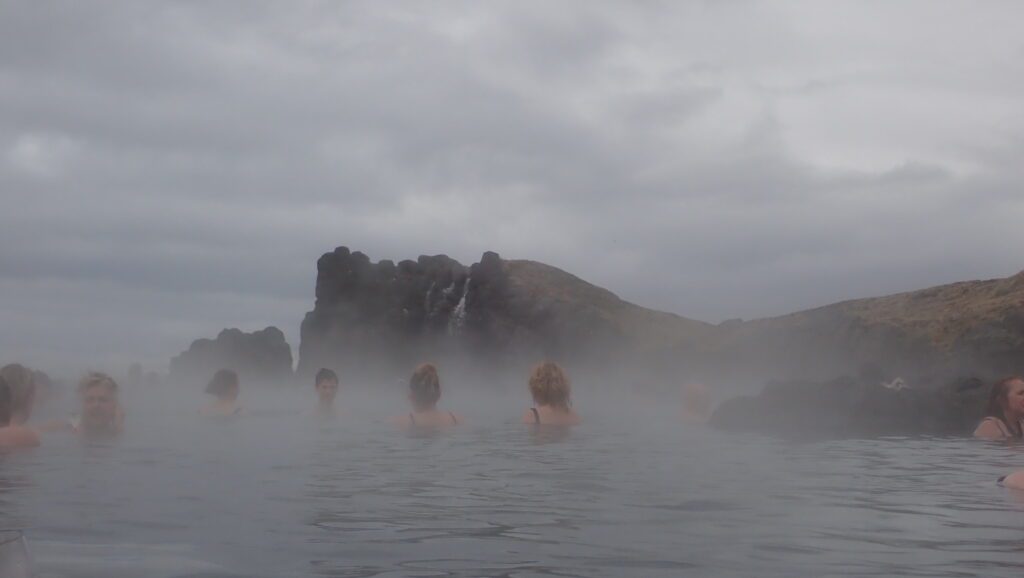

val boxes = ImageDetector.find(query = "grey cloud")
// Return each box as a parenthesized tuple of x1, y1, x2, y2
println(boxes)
(2, 1, 1024, 376)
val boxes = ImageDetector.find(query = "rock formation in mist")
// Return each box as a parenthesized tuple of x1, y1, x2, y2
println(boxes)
(710, 374, 989, 437)
(297, 246, 717, 380)
(169, 327, 293, 385)
(297, 247, 1024, 386)
(719, 270, 1024, 380)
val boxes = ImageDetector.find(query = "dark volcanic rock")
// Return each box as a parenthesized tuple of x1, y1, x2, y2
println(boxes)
(297, 247, 716, 380)
(169, 327, 293, 385)
(710, 375, 989, 437)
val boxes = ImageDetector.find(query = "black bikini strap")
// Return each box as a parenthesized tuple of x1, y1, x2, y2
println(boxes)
(449, 411, 458, 425)
(531, 407, 540, 424)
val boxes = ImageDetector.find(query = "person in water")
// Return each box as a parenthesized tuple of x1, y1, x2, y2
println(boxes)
(0, 364, 36, 426)
(73, 372, 124, 437)
(681, 382, 712, 423)
(0, 376, 40, 449)
(1000, 471, 1024, 490)
(314, 368, 339, 418)
(392, 363, 460, 427)
(200, 369, 242, 417)
(522, 361, 581, 426)
(973, 376, 1024, 440)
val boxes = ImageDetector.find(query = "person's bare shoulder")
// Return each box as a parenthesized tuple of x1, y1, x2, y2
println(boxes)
(34, 419, 73, 434)
(0, 426, 41, 449)
(974, 419, 1006, 440)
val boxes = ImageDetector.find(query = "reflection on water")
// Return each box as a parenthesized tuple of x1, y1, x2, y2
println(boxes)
(5, 396, 1024, 577)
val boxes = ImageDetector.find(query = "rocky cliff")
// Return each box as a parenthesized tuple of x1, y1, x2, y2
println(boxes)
(296, 246, 1024, 389)
(169, 327, 294, 386)
(297, 247, 718, 380)
(719, 271, 1024, 380)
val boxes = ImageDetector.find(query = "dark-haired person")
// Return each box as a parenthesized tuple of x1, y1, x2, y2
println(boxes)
(200, 369, 242, 417)
(974, 376, 1024, 440)
(73, 373, 124, 437)
(314, 368, 339, 418)
(36, 372, 125, 438)
(0, 364, 36, 426)
(522, 361, 580, 426)
(391, 363, 460, 428)
(0, 376, 40, 449)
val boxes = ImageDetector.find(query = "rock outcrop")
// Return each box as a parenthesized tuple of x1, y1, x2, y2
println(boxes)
(710, 374, 989, 437)
(297, 247, 718, 380)
(169, 327, 293, 385)
(718, 271, 1024, 380)
(297, 246, 1024, 389)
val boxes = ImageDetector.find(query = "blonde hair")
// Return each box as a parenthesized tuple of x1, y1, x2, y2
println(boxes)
(409, 363, 441, 410)
(0, 364, 35, 423)
(528, 361, 571, 410)
(78, 372, 119, 396)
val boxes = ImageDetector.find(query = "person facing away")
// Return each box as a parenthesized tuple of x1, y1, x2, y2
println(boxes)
(522, 361, 581, 426)
(200, 369, 242, 417)
(0, 364, 36, 426)
(314, 368, 339, 418)
(0, 376, 40, 449)
(974, 376, 1024, 440)
(391, 363, 460, 428)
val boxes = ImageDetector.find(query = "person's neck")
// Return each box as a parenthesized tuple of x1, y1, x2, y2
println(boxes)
(413, 406, 438, 414)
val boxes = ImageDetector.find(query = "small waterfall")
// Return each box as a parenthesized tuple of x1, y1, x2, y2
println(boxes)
(423, 282, 436, 316)
(447, 277, 471, 335)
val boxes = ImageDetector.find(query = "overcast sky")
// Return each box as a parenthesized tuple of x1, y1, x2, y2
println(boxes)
(2, 1, 1023, 375)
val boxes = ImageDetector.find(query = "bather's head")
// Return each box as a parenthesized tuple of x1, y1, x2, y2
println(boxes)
(987, 376, 1024, 422)
(528, 361, 572, 411)
(315, 368, 339, 405)
(408, 363, 441, 411)
(78, 372, 121, 434)
(205, 369, 240, 402)
(0, 376, 11, 427)
(0, 364, 35, 424)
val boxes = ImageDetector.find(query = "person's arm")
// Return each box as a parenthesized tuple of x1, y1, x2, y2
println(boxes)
(974, 419, 1006, 440)
(33, 419, 73, 434)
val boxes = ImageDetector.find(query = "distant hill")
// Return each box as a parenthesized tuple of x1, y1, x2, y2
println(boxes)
(293, 246, 1024, 384)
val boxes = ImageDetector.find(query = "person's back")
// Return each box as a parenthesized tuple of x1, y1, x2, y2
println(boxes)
(522, 362, 580, 426)
(0, 377, 40, 450)
(201, 369, 242, 417)
(392, 363, 461, 428)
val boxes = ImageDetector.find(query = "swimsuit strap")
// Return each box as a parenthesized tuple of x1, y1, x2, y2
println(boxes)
(409, 413, 416, 425)
(530, 407, 540, 424)
(449, 411, 458, 425)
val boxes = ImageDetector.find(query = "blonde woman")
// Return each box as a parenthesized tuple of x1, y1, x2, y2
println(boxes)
(523, 362, 580, 426)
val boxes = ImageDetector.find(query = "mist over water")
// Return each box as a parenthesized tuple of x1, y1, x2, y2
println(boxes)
(1, 373, 1023, 578)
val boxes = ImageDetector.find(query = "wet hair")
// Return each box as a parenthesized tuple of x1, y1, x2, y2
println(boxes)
(205, 369, 239, 398)
(78, 372, 119, 396)
(409, 363, 441, 410)
(528, 361, 572, 411)
(0, 364, 35, 423)
(983, 375, 1024, 424)
(0, 376, 11, 426)
(315, 368, 338, 386)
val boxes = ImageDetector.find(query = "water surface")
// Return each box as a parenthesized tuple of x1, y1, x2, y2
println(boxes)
(3, 388, 1024, 577)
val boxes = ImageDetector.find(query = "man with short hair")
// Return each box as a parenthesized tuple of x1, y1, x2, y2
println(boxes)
(314, 368, 339, 418)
